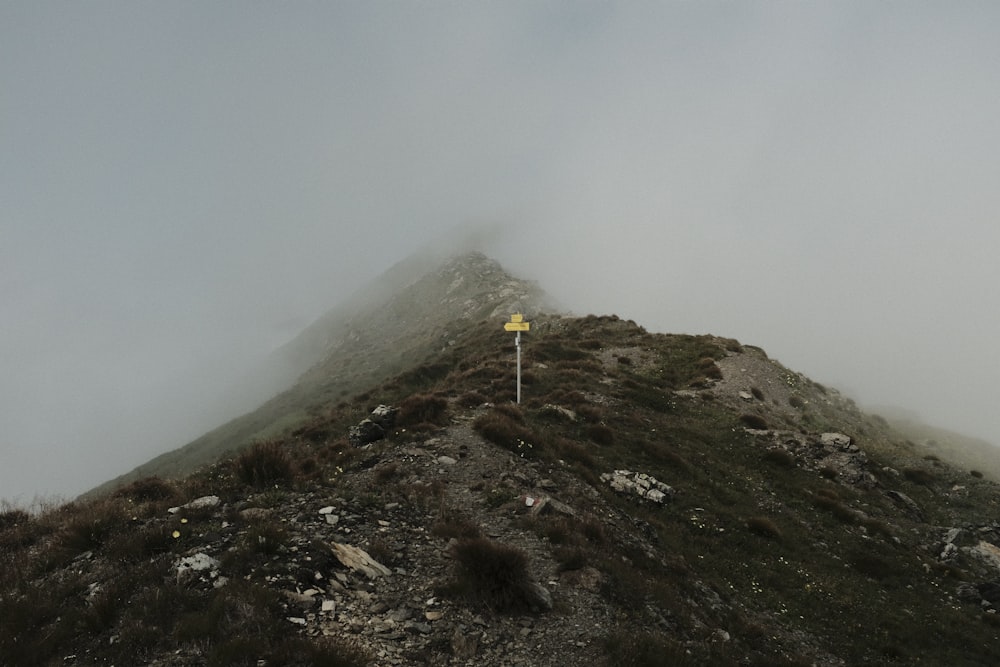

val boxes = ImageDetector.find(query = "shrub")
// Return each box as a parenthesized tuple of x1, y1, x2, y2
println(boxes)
(763, 448, 795, 468)
(373, 462, 400, 485)
(576, 404, 604, 423)
(788, 395, 805, 409)
(812, 495, 857, 524)
(457, 390, 488, 408)
(446, 537, 539, 613)
(552, 438, 598, 470)
(586, 424, 615, 446)
(396, 393, 449, 427)
(533, 341, 591, 362)
(0, 508, 30, 532)
(751, 387, 765, 400)
(57, 500, 128, 555)
(104, 522, 174, 562)
(747, 516, 783, 539)
(602, 629, 697, 667)
(739, 414, 769, 430)
(902, 467, 935, 486)
(269, 637, 372, 667)
(849, 551, 895, 581)
(553, 545, 588, 571)
(236, 440, 294, 488)
(431, 510, 482, 540)
(243, 520, 289, 556)
(473, 408, 535, 455)
(971, 470, 984, 479)
(697, 357, 723, 380)
(113, 476, 177, 503)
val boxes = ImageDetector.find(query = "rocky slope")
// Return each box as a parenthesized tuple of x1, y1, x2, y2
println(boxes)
(5, 256, 1000, 666)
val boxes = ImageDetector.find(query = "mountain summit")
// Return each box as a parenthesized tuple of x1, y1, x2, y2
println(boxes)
(6, 252, 1000, 666)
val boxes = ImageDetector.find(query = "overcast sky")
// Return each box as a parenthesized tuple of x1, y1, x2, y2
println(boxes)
(3, 1, 999, 504)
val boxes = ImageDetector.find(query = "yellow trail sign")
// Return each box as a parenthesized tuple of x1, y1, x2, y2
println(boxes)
(504, 321, 530, 332)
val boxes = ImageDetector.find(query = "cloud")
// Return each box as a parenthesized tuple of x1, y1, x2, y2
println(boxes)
(3, 1, 999, 502)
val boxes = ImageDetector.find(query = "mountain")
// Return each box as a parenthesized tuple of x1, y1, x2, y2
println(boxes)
(5, 252, 1000, 666)
(87, 251, 553, 498)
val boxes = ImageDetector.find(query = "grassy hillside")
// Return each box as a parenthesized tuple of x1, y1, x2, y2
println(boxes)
(6, 311, 1000, 666)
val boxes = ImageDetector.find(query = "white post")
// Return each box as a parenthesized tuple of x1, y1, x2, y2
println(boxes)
(515, 329, 522, 404)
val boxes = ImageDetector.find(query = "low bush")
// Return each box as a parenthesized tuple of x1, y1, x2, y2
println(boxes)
(396, 393, 449, 427)
(586, 424, 615, 446)
(553, 545, 589, 571)
(113, 476, 177, 503)
(431, 510, 482, 540)
(902, 467, 935, 486)
(0, 507, 30, 532)
(812, 495, 857, 524)
(236, 440, 294, 488)
(763, 448, 796, 468)
(473, 408, 537, 457)
(457, 390, 488, 408)
(747, 516, 783, 540)
(602, 629, 698, 667)
(740, 414, 769, 430)
(56, 500, 128, 556)
(446, 537, 539, 613)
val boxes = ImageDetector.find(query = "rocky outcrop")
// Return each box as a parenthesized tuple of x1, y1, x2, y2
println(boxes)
(600, 470, 675, 503)
(349, 404, 398, 446)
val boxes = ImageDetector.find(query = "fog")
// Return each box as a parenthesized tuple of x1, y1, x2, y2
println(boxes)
(3, 2, 999, 504)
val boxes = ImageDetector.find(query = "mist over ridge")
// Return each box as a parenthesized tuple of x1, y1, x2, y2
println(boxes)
(4, 2, 1000, 503)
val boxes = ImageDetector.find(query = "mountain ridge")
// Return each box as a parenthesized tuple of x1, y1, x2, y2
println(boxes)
(7, 251, 1000, 666)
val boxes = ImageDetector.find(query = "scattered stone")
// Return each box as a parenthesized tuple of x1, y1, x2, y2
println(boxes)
(350, 420, 385, 447)
(348, 405, 399, 446)
(168, 495, 220, 514)
(174, 553, 220, 584)
(885, 490, 925, 521)
(600, 470, 675, 504)
(370, 404, 398, 428)
(540, 404, 577, 421)
(820, 433, 852, 448)
(526, 582, 554, 612)
(972, 541, 1000, 572)
(437, 455, 458, 466)
(331, 542, 392, 579)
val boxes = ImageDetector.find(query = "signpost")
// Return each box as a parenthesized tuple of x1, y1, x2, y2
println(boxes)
(504, 314, 530, 403)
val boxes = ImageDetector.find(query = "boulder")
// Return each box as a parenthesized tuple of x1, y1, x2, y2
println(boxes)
(331, 542, 392, 579)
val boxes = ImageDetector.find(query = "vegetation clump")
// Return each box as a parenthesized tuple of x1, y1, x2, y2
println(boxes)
(235, 440, 294, 488)
(445, 537, 542, 613)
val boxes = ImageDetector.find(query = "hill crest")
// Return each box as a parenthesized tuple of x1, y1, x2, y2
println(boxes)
(7, 253, 1000, 666)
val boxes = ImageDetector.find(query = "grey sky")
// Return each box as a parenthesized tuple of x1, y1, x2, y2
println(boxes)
(3, 2, 999, 504)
